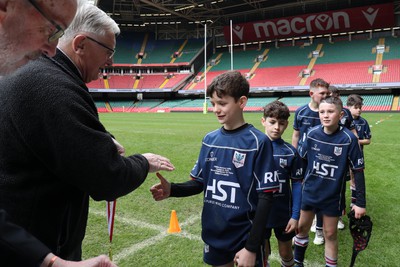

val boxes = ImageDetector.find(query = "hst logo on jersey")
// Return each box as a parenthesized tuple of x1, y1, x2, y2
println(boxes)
(313, 161, 338, 178)
(279, 158, 287, 168)
(334, 146, 342, 156)
(232, 151, 246, 168)
(205, 179, 240, 203)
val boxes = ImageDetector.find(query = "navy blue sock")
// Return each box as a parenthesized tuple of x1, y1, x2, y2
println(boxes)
(294, 235, 309, 264)
(316, 212, 323, 229)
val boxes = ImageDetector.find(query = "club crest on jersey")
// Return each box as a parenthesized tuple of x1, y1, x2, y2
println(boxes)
(232, 151, 246, 168)
(334, 146, 342, 156)
(279, 158, 287, 168)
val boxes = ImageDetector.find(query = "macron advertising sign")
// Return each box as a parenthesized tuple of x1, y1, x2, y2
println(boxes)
(223, 3, 394, 43)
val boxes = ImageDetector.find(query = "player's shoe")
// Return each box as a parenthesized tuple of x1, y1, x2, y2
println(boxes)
(337, 217, 345, 230)
(313, 229, 325, 245)
(310, 216, 316, 233)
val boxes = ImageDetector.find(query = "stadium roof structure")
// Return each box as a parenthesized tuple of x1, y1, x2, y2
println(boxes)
(96, 0, 394, 38)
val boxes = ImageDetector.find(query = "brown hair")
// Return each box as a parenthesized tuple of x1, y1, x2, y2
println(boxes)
(310, 78, 330, 91)
(320, 96, 343, 111)
(263, 100, 290, 120)
(207, 71, 249, 102)
(346, 94, 364, 108)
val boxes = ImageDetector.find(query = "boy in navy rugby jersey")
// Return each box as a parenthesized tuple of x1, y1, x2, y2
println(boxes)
(150, 71, 279, 267)
(347, 94, 371, 206)
(293, 97, 367, 267)
(329, 86, 358, 230)
(292, 78, 330, 150)
(292, 78, 330, 245)
(347, 94, 371, 149)
(329, 86, 357, 136)
(261, 101, 304, 267)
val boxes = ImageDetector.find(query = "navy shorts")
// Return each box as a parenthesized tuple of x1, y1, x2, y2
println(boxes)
(301, 203, 343, 217)
(203, 243, 265, 266)
(265, 226, 295, 242)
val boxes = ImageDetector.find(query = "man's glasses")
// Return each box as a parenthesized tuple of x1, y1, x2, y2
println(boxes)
(85, 36, 116, 59)
(28, 0, 65, 43)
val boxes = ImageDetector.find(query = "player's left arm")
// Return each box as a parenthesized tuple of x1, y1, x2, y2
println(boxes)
(349, 133, 366, 218)
(237, 137, 278, 263)
(286, 151, 304, 232)
(359, 118, 372, 146)
(352, 170, 366, 218)
(243, 191, 274, 252)
(358, 138, 371, 146)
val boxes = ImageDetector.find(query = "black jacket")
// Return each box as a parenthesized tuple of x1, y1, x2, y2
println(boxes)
(0, 209, 50, 266)
(0, 49, 149, 261)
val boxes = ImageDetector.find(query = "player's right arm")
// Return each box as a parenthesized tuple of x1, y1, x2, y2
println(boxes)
(292, 129, 300, 149)
(150, 173, 202, 201)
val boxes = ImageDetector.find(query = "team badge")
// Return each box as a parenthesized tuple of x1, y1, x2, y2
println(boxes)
(334, 146, 342, 156)
(279, 158, 287, 168)
(232, 151, 246, 168)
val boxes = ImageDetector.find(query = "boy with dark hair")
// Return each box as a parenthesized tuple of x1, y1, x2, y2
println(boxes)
(347, 94, 371, 206)
(150, 70, 279, 267)
(293, 96, 367, 267)
(261, 101, 304, 267)
(292, 78, 330, 245)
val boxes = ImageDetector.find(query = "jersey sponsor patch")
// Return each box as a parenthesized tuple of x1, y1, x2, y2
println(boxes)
(232, 151, 246, 168)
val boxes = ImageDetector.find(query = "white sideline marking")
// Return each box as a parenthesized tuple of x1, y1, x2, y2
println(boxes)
(89, 209, 321, 266)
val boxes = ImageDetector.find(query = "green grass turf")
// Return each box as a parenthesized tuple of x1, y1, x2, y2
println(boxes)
(82, 112, 400, 266)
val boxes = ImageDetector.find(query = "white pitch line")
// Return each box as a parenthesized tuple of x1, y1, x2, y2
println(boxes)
(90, 209, 165, 232)
(89, 209, 321, 266)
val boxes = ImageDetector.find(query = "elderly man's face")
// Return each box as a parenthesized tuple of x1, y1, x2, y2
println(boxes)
(0, 0, 77, 75)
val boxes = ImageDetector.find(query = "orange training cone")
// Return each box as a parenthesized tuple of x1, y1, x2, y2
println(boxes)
(167, 210, 181, 233)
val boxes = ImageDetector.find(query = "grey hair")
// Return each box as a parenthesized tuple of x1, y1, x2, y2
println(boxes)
(59, 0, 120, 44)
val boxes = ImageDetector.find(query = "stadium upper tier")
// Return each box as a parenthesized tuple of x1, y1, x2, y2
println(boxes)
(94, 94, 395, 113)
(87, 35, 400, 91)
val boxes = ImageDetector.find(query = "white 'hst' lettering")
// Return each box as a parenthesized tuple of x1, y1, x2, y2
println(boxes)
(205, 180, 240, 203)
(313, 161, 338, 177)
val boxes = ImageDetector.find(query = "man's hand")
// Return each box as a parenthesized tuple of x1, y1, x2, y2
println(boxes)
(142, 153, 175, 172)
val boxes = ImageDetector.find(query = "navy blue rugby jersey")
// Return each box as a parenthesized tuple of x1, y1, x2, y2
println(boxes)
(341, 108, 356, 130)
(299, 125, 364, 209)
(266, 138, 303, 228)
(190, 124, 279, 251)
(353, 116, 371, 143)
(293, 104, 321, 148)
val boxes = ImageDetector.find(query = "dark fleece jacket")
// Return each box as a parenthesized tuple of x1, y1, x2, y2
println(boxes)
(0, 49, 149, 262)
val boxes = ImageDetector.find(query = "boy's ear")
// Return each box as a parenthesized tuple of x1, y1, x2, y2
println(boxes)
(339, 110, 344, 120)
(261, 117, 266, 126)
(238, 96, 247, 108)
